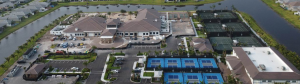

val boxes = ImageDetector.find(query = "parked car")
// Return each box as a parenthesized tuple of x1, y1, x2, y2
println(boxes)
(111, 70, 119, 73)
(77, 43, 80, 46)
(82, 38, 85, 41)
(116, 57, 124, 61)
(116, 61, 123, 65)
(71, 67, 79, 71)
(57, 44, 60, 47)
(44, 50, 50, 53)
(17, 60, 26, 63)
(68, 36, 73, 40)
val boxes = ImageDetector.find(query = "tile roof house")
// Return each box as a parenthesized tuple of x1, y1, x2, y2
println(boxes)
(61, 9, 162, 43)
(24, 64, 46, 80)
(0, 19, 12, 27)
(190, 37, 214, 52)
(225, 47, 300, 84)
(0, 2, 14, 8)
(0, 15, 21, 21)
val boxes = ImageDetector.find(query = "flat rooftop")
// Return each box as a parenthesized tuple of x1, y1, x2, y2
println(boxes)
(242, 47, 293, 72)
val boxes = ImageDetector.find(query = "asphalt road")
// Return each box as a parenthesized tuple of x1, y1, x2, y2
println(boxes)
(85, 36, 182, 84)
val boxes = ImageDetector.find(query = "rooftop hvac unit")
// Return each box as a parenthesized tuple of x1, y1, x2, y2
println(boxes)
(248, 51, 251, 55)
(259, 64, 266, 70)
(281, 66, 286, 71)
(268, 51, 271, 55)
(233, 40, 239, 46)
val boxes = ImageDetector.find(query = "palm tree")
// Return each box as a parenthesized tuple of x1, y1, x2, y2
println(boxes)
(0, 64, 5, 68)
(154, 50, 159, 56)
(83, 61, 88, 68)
(111, 47, 115, 54)
(148, 50, 151, 56)
(5, 57, 10, 62)
(210, 4, 216, 11)
(107, 12, 111, 18)
(128, 11, 133, 20)
(10, 54, 15, 59)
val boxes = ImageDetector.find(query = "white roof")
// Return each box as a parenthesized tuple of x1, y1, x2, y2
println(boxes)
(197, 24, 203, 27)
(193, 13, 197, 15)
(100, 36, 113, 38)
(241, 47, 293, 72)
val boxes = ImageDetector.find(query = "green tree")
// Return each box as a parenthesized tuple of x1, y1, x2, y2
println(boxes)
(92, 46, 97, 49)
(128, 11, 133, 20)
(5, 57, 10, 62)
(120, 9, 126, 14)
(107, 12, 111, 18)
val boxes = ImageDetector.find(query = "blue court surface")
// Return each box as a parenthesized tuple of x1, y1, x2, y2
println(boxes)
(164, 73, 184, 84)
(165, 58, 182, 68)
(202, 73, 224, 84)
(147, 58, 164, 68)
(183, 73, 203, 84)
(181, 58, 200, 68)
(198, 58, 218, 68)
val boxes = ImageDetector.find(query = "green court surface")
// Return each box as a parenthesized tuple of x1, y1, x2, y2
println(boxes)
(205, 23, 226, 32)
(225, 23, 249, 32)
(232, 37, 263, 47)
(209, 37, 233, 50)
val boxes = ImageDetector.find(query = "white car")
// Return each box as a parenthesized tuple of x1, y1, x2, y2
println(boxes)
(71, 67, 79, 71)
(111, 70, 119, 73)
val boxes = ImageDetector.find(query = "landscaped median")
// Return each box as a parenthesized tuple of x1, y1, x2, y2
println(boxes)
(0, 14, 70, 77)
(46, 53, 97, 63)
(102, 54, 122, 82)
(58, 0, 223, 6)
(262, 0, 300, 30)
(237, 11, 300, 70)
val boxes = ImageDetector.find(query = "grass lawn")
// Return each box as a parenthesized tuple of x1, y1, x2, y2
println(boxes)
(262, 0, 300, 30)
(0, 5, 62, 40)
(143, 72, 154, 77)
(197, 30, 206, 38)
(58, 0, 223, 6)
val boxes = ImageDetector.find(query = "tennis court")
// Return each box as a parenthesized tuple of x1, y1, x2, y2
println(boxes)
(165, 58, 182, 68)
(205, 23, 226, 33)
(147, 58, 164, 68)
(217, 12, 237, 19)
(181, 58, 200, 68)
(183, 73, 203, 84)
(198, 58, 218, 68)
(225, 23, 249, 32)
(164, 73, 184, 84)
(209, 37, 233, 51)
(232, 37, 263, 47)
(202, 73, 224, 84)
(199, 13, 216, 19)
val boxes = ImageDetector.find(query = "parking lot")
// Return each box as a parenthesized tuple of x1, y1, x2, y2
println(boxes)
(48, 60, 88, 72)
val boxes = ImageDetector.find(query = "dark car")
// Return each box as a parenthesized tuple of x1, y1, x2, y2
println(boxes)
(44, 50, 50, 53)
(147, 37, 150, 40)
(57, 44, 60, 47)
(115, 61, 123, 65)
(77, 43, 80, 46)
(116, 57, 124, 61)
(82, 38, 85, 41)
(17, 60, 26, 63)
(134, 37, 138, 40)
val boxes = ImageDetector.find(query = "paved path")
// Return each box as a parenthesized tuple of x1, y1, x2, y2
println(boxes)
(85, 51, 110, 84)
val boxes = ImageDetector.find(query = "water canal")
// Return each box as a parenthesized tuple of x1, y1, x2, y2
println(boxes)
(0, 0, 299, 63)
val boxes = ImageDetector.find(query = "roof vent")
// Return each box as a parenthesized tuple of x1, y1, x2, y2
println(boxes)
(75, 28, 78, 31)
(154, 19, 157, 22)
(259, 64, 266, 70)
(247, 51, 251, 55)
(281, 66, 286, 71)
(268, 51, 271, 55)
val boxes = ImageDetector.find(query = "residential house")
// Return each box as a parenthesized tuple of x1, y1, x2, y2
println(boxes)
(8, 0, 19, 4)
(24, 64, 46, 80)
(0, 19, 12, 27)
(0, 0, 9, 3)
(0, 15, 22, 21)
(19, 0, 28, 3)
(284, 1, 300, 11)
(0, 2, 15, 9)
(190, 37, 214, 52)
(225, 47, 300, 84)
(24, 5, 39, 12)
(14, 8, 34, 15)
(11, 11, 27, 18)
